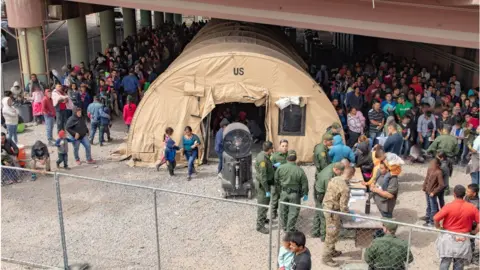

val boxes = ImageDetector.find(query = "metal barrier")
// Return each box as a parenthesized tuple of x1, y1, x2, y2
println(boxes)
(2, 166, 479, 269)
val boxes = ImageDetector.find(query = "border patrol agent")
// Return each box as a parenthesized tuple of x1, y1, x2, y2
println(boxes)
(322, 167, 355, 267)
(275, 150, 309, 232)
(255, 141, 275, 234)
(312, 161, 346, 240)
(270, 139, 289, 220)
(313, 134, 334, 174)
(325, 122, 342, 137)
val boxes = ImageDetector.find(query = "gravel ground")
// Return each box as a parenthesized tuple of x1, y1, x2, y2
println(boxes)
(1, 118, 477, 270)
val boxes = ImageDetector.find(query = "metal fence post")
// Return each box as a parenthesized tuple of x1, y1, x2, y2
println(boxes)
(405, 227, 412, 270)
(276, 204, 281, 267)
(153, 190, 161, 270)
(54, 172, 69, 270)
(268, 205, 273, 270)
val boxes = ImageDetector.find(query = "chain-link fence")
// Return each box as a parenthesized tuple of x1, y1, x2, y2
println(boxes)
(2, 165, 479, 269)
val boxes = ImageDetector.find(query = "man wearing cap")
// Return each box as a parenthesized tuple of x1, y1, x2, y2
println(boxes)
(313, 134, 333, 174)
(364, 220, 414, 269)
(270, 139, 289, 220)
(312, 160, 349, 240)
(274, 150, 309, 232)
(324, 122, 342, 138)
(215, 118, 229, 174)
(322, 167, 356, 266)
(255, 141, 275, 234)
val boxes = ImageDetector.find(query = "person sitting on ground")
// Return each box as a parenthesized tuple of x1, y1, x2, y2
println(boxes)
(31, 140, 51, 172)
(290, 231, 312, 270)
(1, 132, 19, 165)
(434, 185, 479, 269)
(328, 135, 355, 164)
(364, 220, 414, 269)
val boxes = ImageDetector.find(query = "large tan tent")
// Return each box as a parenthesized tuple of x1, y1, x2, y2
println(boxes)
(126, 20, 340, 165)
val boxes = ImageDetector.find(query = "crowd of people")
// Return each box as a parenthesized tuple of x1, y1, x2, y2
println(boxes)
(1, 21, 206, 183)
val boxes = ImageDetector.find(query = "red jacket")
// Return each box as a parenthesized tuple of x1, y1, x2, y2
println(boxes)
(41, 96, 56, 117)
(123, 103, 137, 125)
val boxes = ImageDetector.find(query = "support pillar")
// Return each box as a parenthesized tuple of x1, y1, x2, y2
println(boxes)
(173, 14, 183, 25)
(17, 27, 48, 86)
(122, 8, 136, 38)
(140, 10, 152, 28)
(67, 16, 88, 65)
(165, 13, 174, 23)
(99, 9, 116, 53)
(153, 12, 164, 28)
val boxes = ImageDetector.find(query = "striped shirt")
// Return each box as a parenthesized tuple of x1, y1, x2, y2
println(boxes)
(368, 108, 384, 133)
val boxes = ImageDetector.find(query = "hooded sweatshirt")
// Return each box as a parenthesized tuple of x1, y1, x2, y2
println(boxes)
(1, 97, 18, 125)
(328, 135, 355, 163)
(31, 140, 49, 159)
(65, 114, 89, 139)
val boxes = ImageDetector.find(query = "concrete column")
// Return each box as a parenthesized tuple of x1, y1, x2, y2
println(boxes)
(153, 12, 164, 28)
(165, 13, 174, 23)
(173, 14, 183, 25)
(349, 34, 354, 56)
(18, 27, 47, 85)
(140, 10, 152, 28)
(99, 9, 116, 52)
(67, 16, 88, 65)
(123, 8, 136, 38)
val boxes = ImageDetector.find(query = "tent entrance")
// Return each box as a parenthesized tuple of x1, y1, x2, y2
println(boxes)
(206, 102, 266, 160)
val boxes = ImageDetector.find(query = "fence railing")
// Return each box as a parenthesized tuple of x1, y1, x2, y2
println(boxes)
(1, 165, 479, 269)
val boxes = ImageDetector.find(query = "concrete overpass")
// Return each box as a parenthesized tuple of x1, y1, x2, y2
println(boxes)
(71, 0, 479, 49)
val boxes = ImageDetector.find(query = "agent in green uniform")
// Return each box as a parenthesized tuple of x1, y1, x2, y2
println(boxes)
(364, 221, 414, 268)
(313, 134, 334, 174)
(427, 125, 459, 158)
(270, 139, 289, 220)
(311, 161, 347, 240)
(324, 122, 342, 137)
(275, 150, 309, 232)
(255, 141, 275, 234)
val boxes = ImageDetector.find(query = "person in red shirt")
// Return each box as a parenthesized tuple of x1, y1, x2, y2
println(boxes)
(123, 95, 137, 132)
(41, 89, 56, 144)
(409, 76, 423, 96)
(434, 185, 479, 269)
(465, 113, 479, 130)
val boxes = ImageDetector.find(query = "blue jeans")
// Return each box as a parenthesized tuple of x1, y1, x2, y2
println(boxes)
(44, 114, 55, 141)
(400, 140, 410, 156)
(216, 151, 223, 173)
(438, 190, 445, 208)
(6, 124, 18, 143)
(184, 150, 198, 176)
(56, 153, 68, 168)
(471, 172, 480, 185)
(56, 109, 68, 132)
(71, 135, 92, 161)
(461, 143, 469, 163)
(420, 136, 431, 150)
(89, 121, 99, 142)
(425, 192, 439, 224)
(369, 131, 381, 149)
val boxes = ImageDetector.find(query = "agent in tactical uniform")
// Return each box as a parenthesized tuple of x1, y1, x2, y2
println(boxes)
(255, 141, 275, 234)
(275, 150, 309, 232)
(324, 122, 342, 137)
(270, 139, 289, 220)
(313, 134, 334, 174)
(312, 160, 349, 240)
(322, 167, 355, 267)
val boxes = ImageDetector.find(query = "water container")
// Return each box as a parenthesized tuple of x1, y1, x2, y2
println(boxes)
(14, 103, 33, 123)
(17, 144, 26, 167)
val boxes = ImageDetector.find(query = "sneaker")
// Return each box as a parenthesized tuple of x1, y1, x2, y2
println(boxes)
(107, 137, 112, 142)
(64, 167, 71, 170)
(86, 159, 96, 164)
(419, 216, 429, 221)
(423, 222, 433, 227)
(256, 227, 269, 234)
(99, 143, 103, 147)
(76, 160, 81, 165)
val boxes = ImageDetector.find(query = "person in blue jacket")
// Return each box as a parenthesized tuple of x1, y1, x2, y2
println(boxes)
(328, 135, 356, 164)
(165, 134, 180, 176)
(215, 118, 230, 174)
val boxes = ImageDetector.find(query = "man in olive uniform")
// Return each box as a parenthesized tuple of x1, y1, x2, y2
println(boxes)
(322, 167, 356, 267)
(313, 134, 334, 174)
(427, 125, 459, 159)
(325, 122, 342, 137)
(255, 141, 275, 234)
(364, 220, 414, 268)
(270, 139, 289, 220)
(312, 160, 349, 240)
(275, 150, 309, 232)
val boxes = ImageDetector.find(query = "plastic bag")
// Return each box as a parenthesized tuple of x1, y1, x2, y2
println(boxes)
(385, 153, 405, 166)
(275, 97, 301, 110)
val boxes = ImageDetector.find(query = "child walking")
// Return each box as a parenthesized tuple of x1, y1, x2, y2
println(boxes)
(99, 98, 112, 146)
(278, 232, 294, 270)
(156, 127, 179, 175)
(55, 130, 74, 169)
(123, 95, 137, 132)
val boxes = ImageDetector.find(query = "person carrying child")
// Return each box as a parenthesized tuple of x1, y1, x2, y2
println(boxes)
(278, 232, 294, 270)
(55, 130, 74, 170)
